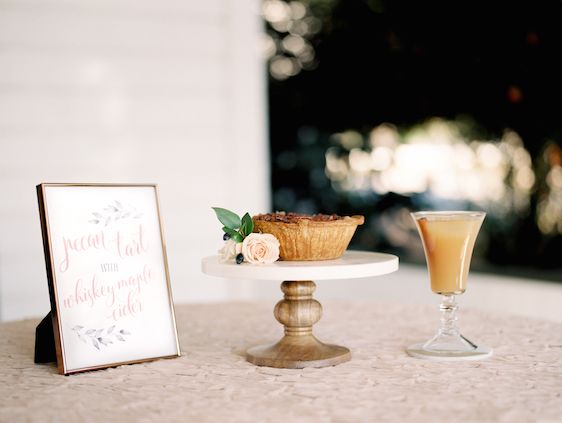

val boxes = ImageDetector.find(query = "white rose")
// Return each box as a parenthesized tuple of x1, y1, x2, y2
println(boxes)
(242, 233, 280, 264)
(219, 239, 242, 262)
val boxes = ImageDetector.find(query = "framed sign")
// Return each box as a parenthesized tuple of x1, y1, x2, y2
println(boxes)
(37, 183, 180, 375)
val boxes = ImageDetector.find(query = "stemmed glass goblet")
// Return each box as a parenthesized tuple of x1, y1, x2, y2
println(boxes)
(407, 211, 492, 360)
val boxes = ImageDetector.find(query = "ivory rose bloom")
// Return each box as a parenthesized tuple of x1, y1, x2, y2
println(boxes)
(219, 239, 242, 262)
(242, 233, 280, 264)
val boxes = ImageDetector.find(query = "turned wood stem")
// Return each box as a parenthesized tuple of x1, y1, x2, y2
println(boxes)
(246, 279, 351, 368)
(274, 281, 322, 337)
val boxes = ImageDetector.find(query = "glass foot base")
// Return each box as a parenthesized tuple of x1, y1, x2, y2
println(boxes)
(406, 343, 493, 361)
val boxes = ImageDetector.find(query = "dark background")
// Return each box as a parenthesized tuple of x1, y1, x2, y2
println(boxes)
(265, 0, 562, 280)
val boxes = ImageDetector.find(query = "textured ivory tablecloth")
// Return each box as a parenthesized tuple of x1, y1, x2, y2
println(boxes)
(1, 301, 561, 422)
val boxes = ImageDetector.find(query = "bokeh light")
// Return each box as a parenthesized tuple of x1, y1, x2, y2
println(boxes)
(267, 0, 562, 274)
(325, 118, 536, 217)
(537, 142, 562, 234)
(262, 0, 324, 79)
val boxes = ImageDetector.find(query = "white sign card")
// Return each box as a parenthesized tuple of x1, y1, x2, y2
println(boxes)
(37, 184, 180, 374)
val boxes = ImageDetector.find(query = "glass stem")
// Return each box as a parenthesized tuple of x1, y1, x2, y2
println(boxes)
(439, 295, 460, 337)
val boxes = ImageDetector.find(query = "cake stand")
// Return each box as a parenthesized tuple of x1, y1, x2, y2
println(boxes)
(201, 250, 399, 369)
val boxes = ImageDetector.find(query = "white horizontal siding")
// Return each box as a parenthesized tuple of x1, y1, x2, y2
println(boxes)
(0, 54, 225, 91)
(0, 0, 225, 17)
(0, 93, 225, 127)
(0, 0, 269, 320)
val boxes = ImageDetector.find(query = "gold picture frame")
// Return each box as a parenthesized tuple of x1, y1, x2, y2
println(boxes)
(36, 183, 180, 375)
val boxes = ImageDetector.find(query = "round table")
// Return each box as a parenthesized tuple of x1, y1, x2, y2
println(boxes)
(1, 302, 561, 422)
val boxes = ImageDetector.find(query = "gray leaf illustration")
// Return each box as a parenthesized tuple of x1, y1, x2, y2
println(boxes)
(90, 202, 141, 226)
(74, 324, 128, 349)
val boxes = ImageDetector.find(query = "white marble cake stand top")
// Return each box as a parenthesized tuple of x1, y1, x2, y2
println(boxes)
(201, 250, 399, 281)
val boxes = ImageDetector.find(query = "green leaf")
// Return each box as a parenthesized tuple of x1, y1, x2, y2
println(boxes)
(212, 207, 241, 229)
(222, 227, 243, 243)
(240, 213, 254, 237)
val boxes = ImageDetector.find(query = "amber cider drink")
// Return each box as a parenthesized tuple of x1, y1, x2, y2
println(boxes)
(413, 212, 485, 295)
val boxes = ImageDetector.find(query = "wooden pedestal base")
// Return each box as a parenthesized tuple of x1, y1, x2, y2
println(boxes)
(246, 280, 351, 369)
(246, 335, 350, 369)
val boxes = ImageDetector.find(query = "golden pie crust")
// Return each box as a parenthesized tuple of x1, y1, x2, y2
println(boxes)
(252, 213, 365, 261)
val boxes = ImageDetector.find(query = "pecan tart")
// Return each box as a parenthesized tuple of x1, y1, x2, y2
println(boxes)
(252, 212, 364, 261)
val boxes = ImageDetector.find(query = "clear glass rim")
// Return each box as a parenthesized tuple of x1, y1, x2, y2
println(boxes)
(411, 211, 486, 220)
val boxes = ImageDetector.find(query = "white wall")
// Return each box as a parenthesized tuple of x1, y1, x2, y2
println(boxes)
(0, 0, 269, 320)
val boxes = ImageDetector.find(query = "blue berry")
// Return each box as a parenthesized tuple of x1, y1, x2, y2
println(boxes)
(235, 253, 244, 264)
(223, 233, 231, 241)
